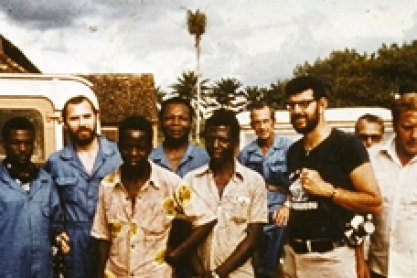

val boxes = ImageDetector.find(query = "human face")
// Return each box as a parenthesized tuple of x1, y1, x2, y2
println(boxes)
(161, 103, 191, 142)
(205, 125, 236, 165)
(119, 129, 152, 170)
(356, 120, 384, 148)
(250, 107, 275, 140)
(286, 89, 320, 134)
(65, 100, 97, 146)
(4, 129, 34, 168)
(395, 110, 417, 164)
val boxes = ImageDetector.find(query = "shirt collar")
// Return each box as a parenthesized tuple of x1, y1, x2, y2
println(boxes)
(373, 136, 417, 165)
(60, 135, 117, 160)
(102, 161, 160, 190)
(194, 159, 244, 181)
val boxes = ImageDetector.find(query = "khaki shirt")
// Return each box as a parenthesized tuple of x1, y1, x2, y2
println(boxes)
(183, 160, 268, 277)
(91, 162, 214, 278)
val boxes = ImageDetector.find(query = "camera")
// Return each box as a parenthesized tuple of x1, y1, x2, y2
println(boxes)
(344, 214, 375, 246)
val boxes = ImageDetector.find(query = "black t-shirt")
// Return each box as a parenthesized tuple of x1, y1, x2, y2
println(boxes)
(286, 128, 369, 240)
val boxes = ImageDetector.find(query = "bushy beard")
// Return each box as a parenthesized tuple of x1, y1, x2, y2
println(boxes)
(291, 108, 319, 134)
(68, 126, 97, 147)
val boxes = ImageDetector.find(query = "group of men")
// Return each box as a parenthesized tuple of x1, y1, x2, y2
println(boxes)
(1, 75, 416, 278)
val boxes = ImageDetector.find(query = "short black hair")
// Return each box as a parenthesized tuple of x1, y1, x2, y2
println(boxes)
(62, 96, 98, 122)
(205, 109, 240, 140)
(285, 76, 327, 100)
(2, 117, 35, 141)
(159, 97, 194, 122)
(118, 115, 153, 144)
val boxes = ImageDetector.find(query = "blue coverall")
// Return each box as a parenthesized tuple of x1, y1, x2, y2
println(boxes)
(0, 163, 62, 278)
(44, 136, 122, 278)
(149, 142, 210, 177)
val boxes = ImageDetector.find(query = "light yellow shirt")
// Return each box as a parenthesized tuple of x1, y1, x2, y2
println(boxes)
(183, 160, 268, 278)
(368, 138, 417, 277)
(91, 161, 214, 278)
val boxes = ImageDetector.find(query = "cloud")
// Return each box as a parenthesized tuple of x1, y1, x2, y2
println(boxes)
(0, 0, 98, 29)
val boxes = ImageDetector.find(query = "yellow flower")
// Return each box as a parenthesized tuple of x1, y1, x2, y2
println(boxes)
(130, 222, 138, 238)
(177, 184, 192, 206)
(162, 197, 177, 217)
(108, 221, 123, 238)
(102, 172, 117, 185)
(105, 270, 116, 278)
(154, 247, 166, 265)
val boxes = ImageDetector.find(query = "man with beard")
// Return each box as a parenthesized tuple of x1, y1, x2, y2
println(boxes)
(45, 96, 122, 278)
(180, 109, 268, 277)
(149, 97, 209, 178)
(237, 102, 292, 278)
(92, 116, 216, 278)
(282, 76, 382, 278)
(0, 117, 69, 278)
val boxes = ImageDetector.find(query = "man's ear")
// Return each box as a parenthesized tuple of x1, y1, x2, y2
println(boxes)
(318, 97, 328, 114)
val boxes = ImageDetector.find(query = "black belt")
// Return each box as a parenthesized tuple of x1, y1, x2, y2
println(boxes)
(289, 237, 347, 254)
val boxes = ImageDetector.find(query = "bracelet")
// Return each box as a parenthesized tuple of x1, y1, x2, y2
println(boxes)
(283, 200, 291, 208)
(330, 188, 338, 200)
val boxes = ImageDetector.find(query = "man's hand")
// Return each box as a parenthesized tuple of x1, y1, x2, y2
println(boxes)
(58, 231, 70, 254)
(300, 168, 334, 197)
(272, 205, 290, 226)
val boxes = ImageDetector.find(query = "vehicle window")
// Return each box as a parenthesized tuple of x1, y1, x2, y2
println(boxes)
(0, 109, 44, 161)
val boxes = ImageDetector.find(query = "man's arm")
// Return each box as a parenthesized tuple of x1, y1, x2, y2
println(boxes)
(96, 239, 110, 278)
(213, 222, 263, 277)
(165, 219, 217, 265)
(301, 162, 382, 214)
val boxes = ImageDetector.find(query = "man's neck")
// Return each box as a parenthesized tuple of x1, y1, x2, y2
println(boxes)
(163, 138, 189, 150)
(303, 122, 332, 152)
(257, 133, 275, 154)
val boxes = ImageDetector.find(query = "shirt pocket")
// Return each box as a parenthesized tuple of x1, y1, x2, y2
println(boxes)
(55, 177, 78, 204)
(269, 158, 289, 185)
(223, 194, 251, 224)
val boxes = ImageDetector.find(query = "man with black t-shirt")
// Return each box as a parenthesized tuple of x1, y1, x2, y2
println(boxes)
(282, 76, 382, 278)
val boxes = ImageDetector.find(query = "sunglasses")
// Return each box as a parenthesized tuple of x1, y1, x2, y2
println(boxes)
(358, 134, 382, 141)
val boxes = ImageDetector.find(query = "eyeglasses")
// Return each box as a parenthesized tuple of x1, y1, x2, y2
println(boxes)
(358, 134, 382, 141)
(285, 99, 316, 110)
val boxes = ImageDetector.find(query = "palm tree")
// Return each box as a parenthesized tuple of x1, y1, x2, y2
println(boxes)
(155, 86, 168, 110)
(208, 77, 246, 113)
(187, 9, 207, 143)
(170, 70, 209, 117)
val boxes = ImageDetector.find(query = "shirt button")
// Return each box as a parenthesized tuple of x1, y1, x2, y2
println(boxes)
(131, 245, 135, 249)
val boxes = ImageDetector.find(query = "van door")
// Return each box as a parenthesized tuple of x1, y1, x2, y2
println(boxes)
(0, 97, 56, 165)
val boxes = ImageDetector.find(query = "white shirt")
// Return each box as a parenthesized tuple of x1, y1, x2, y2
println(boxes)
(368, 138, 417, 277)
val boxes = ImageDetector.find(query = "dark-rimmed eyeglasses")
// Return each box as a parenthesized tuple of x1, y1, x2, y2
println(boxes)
(285, 99, 316, 111)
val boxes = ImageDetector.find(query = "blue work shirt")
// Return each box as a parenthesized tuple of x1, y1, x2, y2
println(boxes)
(44, 136, 122, 278)
(237, 135, 292, 277)
(0, 163, 62, 278)
(149, 142, 210, 178)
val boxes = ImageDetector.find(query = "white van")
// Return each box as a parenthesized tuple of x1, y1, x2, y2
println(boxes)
(237, 107, 393, 149)
(0, 74, 99, 164)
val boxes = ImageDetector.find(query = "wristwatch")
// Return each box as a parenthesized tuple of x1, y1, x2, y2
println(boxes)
(211, 270, 220, 278)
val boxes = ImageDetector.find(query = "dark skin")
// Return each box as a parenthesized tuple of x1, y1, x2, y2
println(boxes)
(194, 125, 264, 278)
(97, 129, 152, 278)
(161, 102, 192, 172)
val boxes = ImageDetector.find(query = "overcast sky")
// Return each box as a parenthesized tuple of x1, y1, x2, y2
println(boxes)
(1, 0, 417, 91)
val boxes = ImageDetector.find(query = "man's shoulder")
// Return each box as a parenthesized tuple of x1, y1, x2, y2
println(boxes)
(150, 162, 182, 183)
